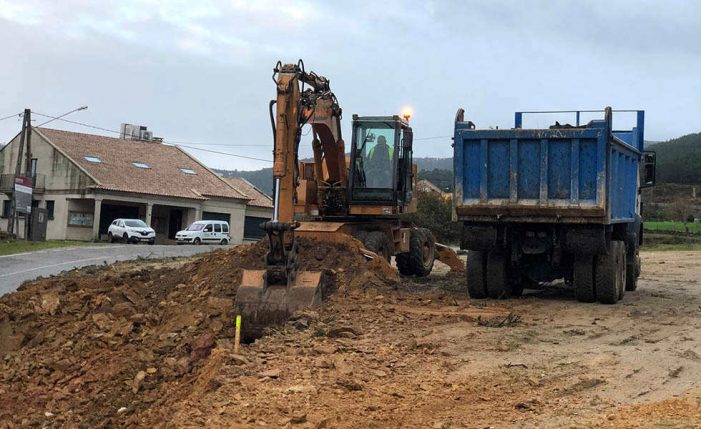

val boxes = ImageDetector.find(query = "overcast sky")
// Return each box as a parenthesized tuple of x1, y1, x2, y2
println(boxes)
(1, 0, 699, 171)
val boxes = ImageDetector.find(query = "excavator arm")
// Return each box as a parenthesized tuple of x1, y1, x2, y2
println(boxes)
(237, 61, 346, 338)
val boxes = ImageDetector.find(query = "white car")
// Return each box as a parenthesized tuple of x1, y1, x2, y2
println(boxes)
(175, 220, 230, 245)
(108, 218, 156, 244)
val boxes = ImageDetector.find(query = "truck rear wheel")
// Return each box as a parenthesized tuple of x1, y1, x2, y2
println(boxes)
(486, 251, 510, 299)
(466, 251, 487, 299)
(364, 231, 391, 262)
(618, 243, 627, 300)
(573, 256, 596, 303)
(625, 254, 640, 291)
(595, 241, 625, 304)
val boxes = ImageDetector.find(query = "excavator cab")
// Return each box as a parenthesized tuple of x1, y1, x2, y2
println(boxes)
(348, 115, 415, 214)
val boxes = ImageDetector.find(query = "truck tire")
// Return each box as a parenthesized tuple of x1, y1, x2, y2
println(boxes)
(573, 256, 596, 303)
(595, 241, 624, 304)
(625, 254, 640, 291)
(364, 231, 391, 262)
(618, 242, 627, 300)
(466, 251, 487, 299)
(486, 251, 510, 299)
(409, 228, 435, 277)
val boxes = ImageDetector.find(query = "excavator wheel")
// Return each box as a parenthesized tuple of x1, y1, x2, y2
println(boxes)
(409, 228, 435, 277)
(395, 252, 414, 276)
(364, 231, 391, 262)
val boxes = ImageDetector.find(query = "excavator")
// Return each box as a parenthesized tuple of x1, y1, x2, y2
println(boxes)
(236, 60, 462, 336)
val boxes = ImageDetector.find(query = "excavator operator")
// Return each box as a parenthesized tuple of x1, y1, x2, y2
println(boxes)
(366, 135, 393, 188)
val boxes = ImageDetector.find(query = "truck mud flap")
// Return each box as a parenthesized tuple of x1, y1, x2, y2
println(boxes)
(564, 227, 607, 255)
(461, 224, 497, 251)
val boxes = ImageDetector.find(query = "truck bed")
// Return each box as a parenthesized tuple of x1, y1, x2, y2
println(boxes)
(453, 110, 644, 224)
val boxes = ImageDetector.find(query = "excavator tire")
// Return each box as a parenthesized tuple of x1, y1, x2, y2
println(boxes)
(395, 252, 414, 276)
(354, 230, 369, 245)
(364, 231, 391, 262)
(410, 228, 435, 277)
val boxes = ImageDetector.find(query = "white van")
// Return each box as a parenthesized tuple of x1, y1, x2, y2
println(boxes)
(175, 220, 230, 245)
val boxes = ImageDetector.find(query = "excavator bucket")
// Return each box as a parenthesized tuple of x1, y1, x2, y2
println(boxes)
(435, 243, 465, 272)
(236, 269, 324, 340)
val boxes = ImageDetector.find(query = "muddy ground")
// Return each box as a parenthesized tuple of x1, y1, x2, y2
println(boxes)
(1, 243, 700, 428)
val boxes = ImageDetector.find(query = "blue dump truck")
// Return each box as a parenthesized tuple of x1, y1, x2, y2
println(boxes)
(453, 107, 657, 303)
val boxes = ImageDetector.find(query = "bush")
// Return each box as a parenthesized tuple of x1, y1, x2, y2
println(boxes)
(402, 191, 461, 244)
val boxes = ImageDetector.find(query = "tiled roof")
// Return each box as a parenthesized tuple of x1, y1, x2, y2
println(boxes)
(417, 179, 446, 194)
(224, 177, 273, 208)
(35, 128, 247, 201)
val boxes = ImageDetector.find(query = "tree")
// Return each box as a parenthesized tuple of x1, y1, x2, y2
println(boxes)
(402, 190, 461, 244)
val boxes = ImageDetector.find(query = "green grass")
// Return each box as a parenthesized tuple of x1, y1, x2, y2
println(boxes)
(0, 240, 99, 256)
(644, 221, 701, 234)
(642, 243, 701, 251)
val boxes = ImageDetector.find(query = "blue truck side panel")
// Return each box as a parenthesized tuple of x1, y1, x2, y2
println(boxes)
(454, 110, 643, 224)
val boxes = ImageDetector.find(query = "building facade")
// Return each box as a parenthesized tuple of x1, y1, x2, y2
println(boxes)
(224, 177, 273, 241)
(0, 127, 256, 243)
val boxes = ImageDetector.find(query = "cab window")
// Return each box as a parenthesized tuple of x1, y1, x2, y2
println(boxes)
(203, 224, 213, 232)
(351, 121, 397, 202)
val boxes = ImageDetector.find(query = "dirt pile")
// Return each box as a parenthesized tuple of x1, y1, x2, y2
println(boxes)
(0, 237, 394, 428)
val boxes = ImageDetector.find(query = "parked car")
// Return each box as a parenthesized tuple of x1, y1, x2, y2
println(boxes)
(176, 220, 230, 245)
(108, 218, 156, 244)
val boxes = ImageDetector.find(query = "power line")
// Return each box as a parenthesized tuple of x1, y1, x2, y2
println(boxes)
(0, 112, 22, 122)
(36, 106, 88, 127)
(166, 141, 269, 147)
(414, 135, 452, 141)
(178, 145, 272, 163)
(33, 112, 273, 162)
(33, 112, 122, 135)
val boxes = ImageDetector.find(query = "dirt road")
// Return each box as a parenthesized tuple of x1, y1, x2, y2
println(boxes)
(1, 247, 700, 428)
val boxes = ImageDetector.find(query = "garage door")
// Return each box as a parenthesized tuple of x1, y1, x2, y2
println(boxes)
(99, 204, 140, 235)
(202, 212, 230, 223)
(244, 216, 267, 240)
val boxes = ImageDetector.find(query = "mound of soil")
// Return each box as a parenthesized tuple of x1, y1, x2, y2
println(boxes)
(0, 237, 395, 428)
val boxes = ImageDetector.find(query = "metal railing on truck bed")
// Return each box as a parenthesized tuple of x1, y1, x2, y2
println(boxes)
(453, 108, 644, 224)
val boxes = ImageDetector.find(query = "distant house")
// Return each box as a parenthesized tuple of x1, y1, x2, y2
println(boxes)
(416, 179, 450, 199)
(0, 127, 256, 243)
(223, 177, 273, 241)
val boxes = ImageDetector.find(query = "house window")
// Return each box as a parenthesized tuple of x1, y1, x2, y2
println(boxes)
(179, 167, 196, 174)
(1, 200, 10, 218)
(31, 158, 37, 178)
(68, 211, 93, 227)
(132, 162, 150, 169)
(46, 200, 55, 220)
(84, 156, 102, 163)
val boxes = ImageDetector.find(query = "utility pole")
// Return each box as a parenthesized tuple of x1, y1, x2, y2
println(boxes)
(7, 109, 31, 239)
(23, 109, 33, 241)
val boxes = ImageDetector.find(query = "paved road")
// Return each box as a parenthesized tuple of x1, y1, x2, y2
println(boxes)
(0, 244, 228, 296)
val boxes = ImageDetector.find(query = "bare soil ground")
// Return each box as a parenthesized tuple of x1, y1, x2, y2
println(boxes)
(1, 242, 700, 428)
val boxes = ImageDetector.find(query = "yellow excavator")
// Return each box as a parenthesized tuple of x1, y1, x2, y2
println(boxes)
(236, 60, 461, 336)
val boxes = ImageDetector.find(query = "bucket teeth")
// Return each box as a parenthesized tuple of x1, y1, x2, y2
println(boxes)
(236, 270, 323, 340)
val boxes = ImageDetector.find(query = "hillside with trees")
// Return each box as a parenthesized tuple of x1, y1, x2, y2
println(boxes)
(648, 132, 701, 184)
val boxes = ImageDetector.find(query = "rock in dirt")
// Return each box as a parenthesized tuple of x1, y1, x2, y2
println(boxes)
(259, 368, 281, 379)
(190, 332, 217, 362)
(132, 370, 146, 394)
